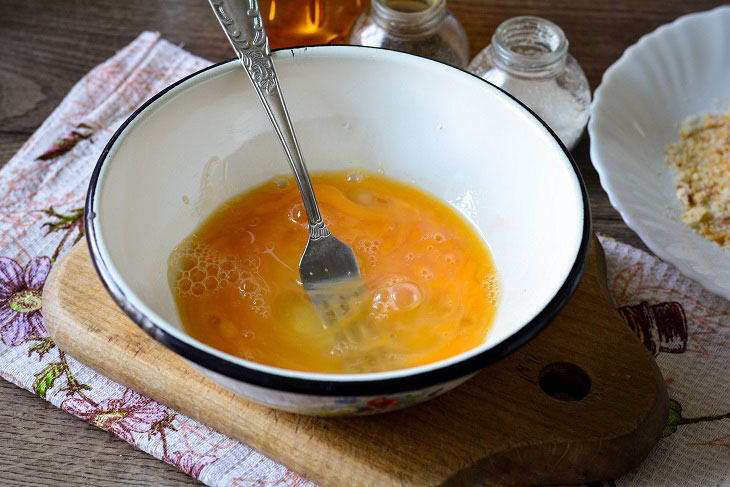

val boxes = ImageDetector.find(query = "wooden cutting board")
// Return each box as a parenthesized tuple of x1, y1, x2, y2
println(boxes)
(42, 236, 668, 486)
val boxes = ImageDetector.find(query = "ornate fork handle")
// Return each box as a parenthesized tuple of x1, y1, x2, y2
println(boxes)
(208, 0, 327, 234)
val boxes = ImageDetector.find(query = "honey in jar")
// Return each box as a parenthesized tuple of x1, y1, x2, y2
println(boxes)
(260, 0, 368, 49)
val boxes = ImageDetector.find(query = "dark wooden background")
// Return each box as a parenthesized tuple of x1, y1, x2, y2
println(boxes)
(0, 0, 726, 485)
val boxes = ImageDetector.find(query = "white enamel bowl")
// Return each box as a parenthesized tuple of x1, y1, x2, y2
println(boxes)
(589, 6, 730, 299)
(86, 46, 589, 416)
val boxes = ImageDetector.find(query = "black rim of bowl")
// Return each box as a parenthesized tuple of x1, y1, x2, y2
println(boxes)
(85, 45, 592, 397)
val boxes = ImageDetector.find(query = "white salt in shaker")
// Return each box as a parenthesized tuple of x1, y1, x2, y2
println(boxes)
(468, 16, 590, 150)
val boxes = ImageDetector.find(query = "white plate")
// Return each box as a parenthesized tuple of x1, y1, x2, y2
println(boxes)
(589, 6, 730, 299)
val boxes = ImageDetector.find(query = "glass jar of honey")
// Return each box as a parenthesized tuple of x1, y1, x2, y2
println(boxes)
(259, 0, 368, 49)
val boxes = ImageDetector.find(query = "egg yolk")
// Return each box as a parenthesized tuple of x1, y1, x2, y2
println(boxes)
(168, 170, 500, 373)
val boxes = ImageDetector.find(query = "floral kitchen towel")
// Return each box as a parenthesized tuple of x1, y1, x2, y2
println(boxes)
(1, 32, 729, 486)
(596, 237, 730, 487)
(0, 32, 311, 487)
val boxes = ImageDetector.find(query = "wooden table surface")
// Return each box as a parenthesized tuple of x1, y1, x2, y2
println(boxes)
(0, 1, 726, 485)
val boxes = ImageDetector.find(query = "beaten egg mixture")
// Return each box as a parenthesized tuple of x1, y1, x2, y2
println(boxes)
(168, 170, 499, 373)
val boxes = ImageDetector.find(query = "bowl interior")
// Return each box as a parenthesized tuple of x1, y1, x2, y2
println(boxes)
(92, 46, 584, 380)
(589, 6, 730, 296)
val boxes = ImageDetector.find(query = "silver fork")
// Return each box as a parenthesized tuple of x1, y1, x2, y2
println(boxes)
(209, 0, 364, 324)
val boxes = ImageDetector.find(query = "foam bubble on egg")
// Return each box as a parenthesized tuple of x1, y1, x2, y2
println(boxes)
(405, 252, 420, 261)
(357, 238, 382, 268)
(481, 274, 500, 306)
(421, 232, 448, 243)
(168, 241, 271, 317)
(370, 279, 423, 320)
(287, 202, 307, 226)
(346, 170, 366, 183)
(391, 282, 422, 310)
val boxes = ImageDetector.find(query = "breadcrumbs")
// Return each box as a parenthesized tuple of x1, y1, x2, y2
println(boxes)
(665, 111, 730, 249)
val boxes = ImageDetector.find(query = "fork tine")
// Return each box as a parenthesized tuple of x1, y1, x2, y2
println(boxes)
(304, 277, 367, 326)
(300, 233, 366, 326)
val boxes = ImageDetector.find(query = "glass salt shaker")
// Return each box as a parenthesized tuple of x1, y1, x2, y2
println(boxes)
(468, 16, 590, 150)
(348, 0, 470, 69)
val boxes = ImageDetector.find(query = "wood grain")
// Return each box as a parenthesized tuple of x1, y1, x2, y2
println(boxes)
(0, 381, 198, 486)
(41, 238, 667, 486)
(1, 0, 725, 484)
